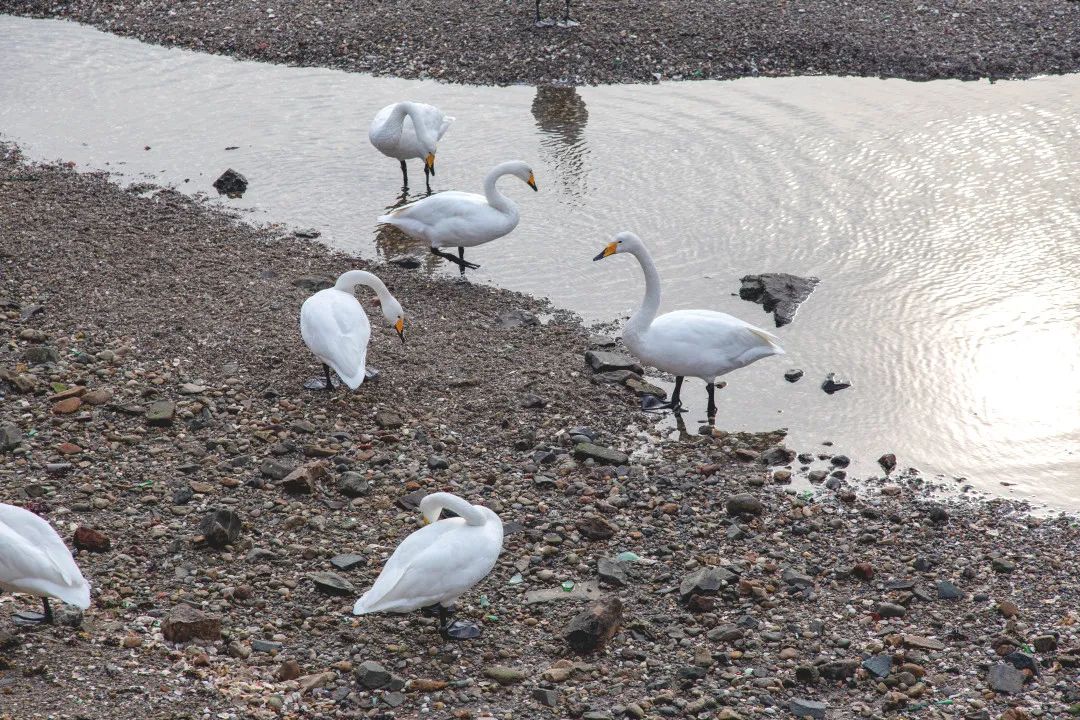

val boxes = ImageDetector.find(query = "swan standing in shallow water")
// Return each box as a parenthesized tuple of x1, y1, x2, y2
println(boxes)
(353, 492, 503, 640)
(0, 504, 91, 625)
(300, 270, 405, 391)
(377, 160, 538, 275)
(369, 101, 454, 193)
(593, 231, 785, 421)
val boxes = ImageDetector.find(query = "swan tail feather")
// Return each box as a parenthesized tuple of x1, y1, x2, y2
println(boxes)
(748, 327, 785, 354)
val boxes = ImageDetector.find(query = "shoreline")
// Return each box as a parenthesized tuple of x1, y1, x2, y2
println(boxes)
(2, 144, 1079, 718)
(3, 3, 1080, 86)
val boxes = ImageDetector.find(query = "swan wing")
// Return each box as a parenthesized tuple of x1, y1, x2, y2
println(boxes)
(378, 192, 510, 247)
(0, 505, 91, 608)
(646, 310, 784, 370)
(354, 519, 501, 613)
(300, 289, 371, 389)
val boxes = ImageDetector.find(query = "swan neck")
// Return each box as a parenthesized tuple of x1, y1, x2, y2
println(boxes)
(420, 493, 488, 526)
(399, 102, 434, 146)
(483, 165, 518, 215)
(334, 270, 392, 303)
(627, 247, 661, 334)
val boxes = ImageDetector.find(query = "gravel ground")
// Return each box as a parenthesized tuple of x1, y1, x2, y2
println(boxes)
(3, 0, 1080, 85)
(3, 145, 1080, 720)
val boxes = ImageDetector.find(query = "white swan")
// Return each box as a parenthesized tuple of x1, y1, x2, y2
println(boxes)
(299, 270, 405, 391)
(353, 492, 503, 640)
(369, 101, 454, 193)
(377, 160, 538, 274)
(0, 504, 91, 625)
(593, 231, 785, 420)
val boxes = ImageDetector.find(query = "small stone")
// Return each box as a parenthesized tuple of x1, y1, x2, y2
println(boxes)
(330, 554, 365, 571)
(862, 654, 892, 678)
(496, 309, 538, 328)
(758, 445, 795, 465)
(795, 665, 820, 684)
(73, 527, 111, 552)
(679, 566, 736, 599)
(1032, 634, 1057, 652)
(992, 558, 1016, 574)
(562, 597, 623, 654)
(532, 688, 559, 707)
(573, 443, 628, 466)
(576, 516, 617, 540)
(408, 679, 448, 692)
(292, 275, 334, 291)
(852, 563, 874, 581)
(355, 660, 391, 689)
(310, 572, 354, 595)
(427, 454, 450, 470)
(374, 410, 404, 429)
(936, 580, 963, 600)
(926, 504, 949, 524)
(597, 557, 629, 586)
(179, 383, 206, 395)
(725, 493, 764, 516)
(988, 663, 1024, 694)
(878, 453, 897, 473)
(280, 463, 328, 494)
(213, 168, 248, 197)
(784, 368, 804, 382)
(998, 600, 1020, 618)
(198, 509, 242, 548)
(584, 350, 643, 374)
(790, 698, 828, 719)
(521, 393, 547, 408)
(23, 346, 59, 365)
(821, 373, 851, 394)
(338, 472, 369, 497)
(81, 388, 113, 405)
(484, 665, 526, 684)
(161, 605, 221, 642)
(877, 602, 907, 618)
(820, 659, 858, 680)
(252, 639, 284, 653)
(52, 397, 82, 414)
(903, 635, 945, 651)
(0, 423, 22, 453)
(259, 458, 295, 481)
(145, 400, 176, 426)
(276, 659, 302, 681)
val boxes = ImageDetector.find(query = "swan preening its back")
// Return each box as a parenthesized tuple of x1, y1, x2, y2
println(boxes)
(299, 270, 405, 391)
(0, 503, 91, 624)
(369, 101, 454, 193)
(353, 492, 503, 639)
(377, 160, 538, 274)
(593, 231, 784, 420)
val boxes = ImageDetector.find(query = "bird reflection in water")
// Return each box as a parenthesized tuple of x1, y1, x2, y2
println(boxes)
(531, 85, 590, 200)
(373, 195, 440, 272)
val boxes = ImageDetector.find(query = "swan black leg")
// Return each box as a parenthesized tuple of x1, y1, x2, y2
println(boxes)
(400, 160, 408, 190)
(424, 164, 432, 195)
(430, 246, 480, 270)
(641, 376, 685, 414)
(437, 604, 482, 640)
(564, 0, 571, 21)
(458, 247, 469, 276)
(535, 0, 541, 22)
(706, 382, 717, 422)
(13, 598, 52, 626)
(323, 363, 334, 392)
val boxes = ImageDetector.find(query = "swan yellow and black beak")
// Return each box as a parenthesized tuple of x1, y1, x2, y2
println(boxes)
(395, 317, 406, 344)
(425, 153, 435, 176)
(593, 242, 618, 261)
(527, 172, 538, 192)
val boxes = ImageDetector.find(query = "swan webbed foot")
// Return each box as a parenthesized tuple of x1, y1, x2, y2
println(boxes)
(364, 367, 380, 382)
(535, 17, 557, 26)
(556, 18, 579, 27)
(14, 599, 52, 626)
(441, 619, 482, 640)
(303, 377, 334, 391)
(430, 247, 480, 271)
(420, 603, 445, 618)
(641, 395, 683, 414)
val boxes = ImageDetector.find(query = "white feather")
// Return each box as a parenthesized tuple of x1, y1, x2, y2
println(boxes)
(369, 101, 453, 162)
(0, 504, 91, 609)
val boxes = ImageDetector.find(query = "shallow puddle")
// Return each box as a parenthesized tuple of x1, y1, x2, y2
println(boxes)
(2, 16, 1079, 507)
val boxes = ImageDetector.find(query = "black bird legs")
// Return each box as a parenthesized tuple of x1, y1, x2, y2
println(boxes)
(399, 160, 409, 191)
(706, 381, 717, 423)
(642, 376, 684, 414)
(13, 597, 52, 626)
(430, 246, 480, 272)
(437, 604, 482, 640)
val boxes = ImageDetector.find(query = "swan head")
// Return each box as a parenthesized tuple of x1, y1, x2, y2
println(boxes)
(380, 296, 406, 344)
(500, 161, 538, 191)
(593, 230, 644, 261)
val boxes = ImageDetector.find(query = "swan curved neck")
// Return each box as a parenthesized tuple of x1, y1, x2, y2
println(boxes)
(626, 247, 661, 336)
(391, 102, 433, 146)
(483, 163, 521, 215)
(419, 492, 488, 526)
(335, 270, 392, 303)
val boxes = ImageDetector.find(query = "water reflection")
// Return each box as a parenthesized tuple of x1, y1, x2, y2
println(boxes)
(531, 85, 590, 199)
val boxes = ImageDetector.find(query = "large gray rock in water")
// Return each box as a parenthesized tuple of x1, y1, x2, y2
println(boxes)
(739, 273, 820, 327)
(213, 168, 248, 197)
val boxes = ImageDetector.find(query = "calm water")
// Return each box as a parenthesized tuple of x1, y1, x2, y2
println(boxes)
(2, 16, 1079, 507)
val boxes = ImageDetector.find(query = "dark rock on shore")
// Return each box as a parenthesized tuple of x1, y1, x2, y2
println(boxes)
(739, 273, 819, 327)
(162, 605, 222, 642)
(562, 597, 623, 653)
(198, 508, 242, 548)
(821, 373, 851, 394)
(212, 168, 248, 198)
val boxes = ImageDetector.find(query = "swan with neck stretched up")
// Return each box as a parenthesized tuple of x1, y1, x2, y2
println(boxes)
(593, 231, 785, 421)
(353, 492, 503, 640)
(0, 503, 91, 625)
(369, 101, 454, 193)
(299, 270, 406, 391)
(377, 160, 538, 274)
